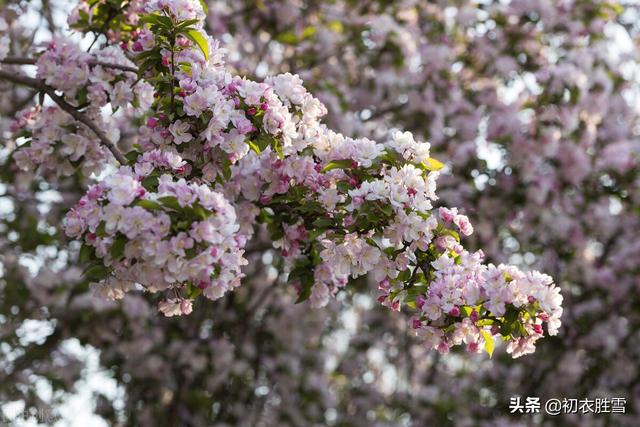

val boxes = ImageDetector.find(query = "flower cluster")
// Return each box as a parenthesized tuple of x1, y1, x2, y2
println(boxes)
(12, 106, 112, 177)
(64, 160, 247, 312)
(36, 41, 152, 111)
(43, 0, 561, 356)
(36, 39, 92, 92)
(10, 41, 153, 177)
(412, 249, 563, 358)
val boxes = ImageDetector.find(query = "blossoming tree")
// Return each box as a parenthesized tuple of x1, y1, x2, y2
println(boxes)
(0, 0, 563, 360)
(201, 0, 640, 424)
(13, 0, 640, 425)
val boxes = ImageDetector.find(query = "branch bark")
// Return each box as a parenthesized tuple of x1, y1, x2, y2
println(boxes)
(0, 69, 128, 164)
(1, 56, 138, 74)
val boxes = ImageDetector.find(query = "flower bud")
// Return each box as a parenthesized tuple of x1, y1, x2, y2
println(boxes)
(437, 340, 450, 354)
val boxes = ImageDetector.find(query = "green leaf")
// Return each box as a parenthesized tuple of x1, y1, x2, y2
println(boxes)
(124, 150, 139, 163)
(297, 201, 322, 214)
(110, 235, 127, 260)
(188, 285, 202, 299)
(83, 264, 110, 281)
(301, 26, 317, 40)
(293, 271, 314, 304)
(140, 14, 174, 30)
(95, 221, 107, 237)
(480, 329, 495, 358)
(514, 322, 529, 338)
(257, 209, 274, 224)
(184, 29, 209, 60)
(256, 133, 274, 152)
(175, 219, 191, 231)
(364, 237, 379, 248)
(275, 31, 297, 45)
(476, 319, 495, 327)
(139, 14, 163, 26)
(142, 175, 160, 192)
(267, 222, 283, 240)
(397, 269, 411, 282)
(76, 87, 88, 106)
(379, 203, 393, 217)
(406, 285, 429, 299)
(337, 181, 350, 193)
(198, 0, 208, 15)
(442, 229, 461, 242)
(379, 150, 400, 165)
(221, 155, 232, 181)
(322, 159, 353, 172)
(461, 306, 474, 317)
(135, 199, 162, 210)
(272, 138, 284, 159)
(135, 49, 160, 61)
(327, 20, 343, 34)
(179, 62, 193, 73)
(312, 217, 333, 228)
(500, 322, 513, 337)
(192, 204, 210, 220)
(185, 247, 198, 259)
(159, 196, 181, 210)
(247, 140, 262, 155)
(504, 305, 519, 323)
(176, 19, 200, 29)
(79, 244, 95, 263)
(135, 51, 161, 70)
(421, 157, 445, 172)
(608, 2, 624, 15)
(295, 285, 312, 304)
(290, 260, 314, 304)
(308, 228, 324, 241)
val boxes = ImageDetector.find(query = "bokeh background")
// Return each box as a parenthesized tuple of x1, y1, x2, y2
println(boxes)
(1, 0, 639, 425)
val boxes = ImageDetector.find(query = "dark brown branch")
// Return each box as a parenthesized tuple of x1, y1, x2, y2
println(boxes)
(41, 0, 58, 36)
(1, 57, 37, 65)
(0, 69, 128, 164)
(1, 56, 138, 74)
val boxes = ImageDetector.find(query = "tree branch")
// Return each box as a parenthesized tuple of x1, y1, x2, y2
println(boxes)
(0, 69, 128, 165)
(1, 56, 138, 74)
(91, 60, 139, 74)
(1, 57, 36, 65)
(41, 0, 58, 36)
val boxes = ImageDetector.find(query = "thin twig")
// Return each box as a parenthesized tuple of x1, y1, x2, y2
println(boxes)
(87, 32, 100, 52)
(91, 60, 138, 74)
(0, 69, 127, 164)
